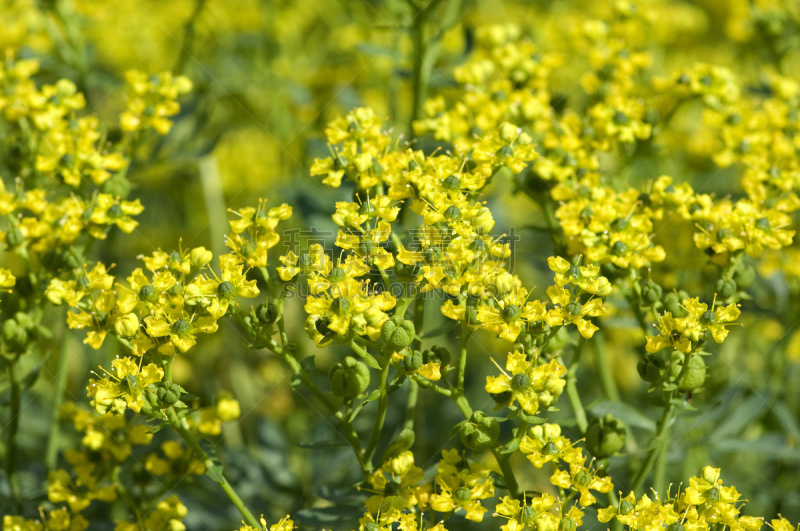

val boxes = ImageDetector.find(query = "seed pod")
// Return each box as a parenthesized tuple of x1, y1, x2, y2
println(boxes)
(715, 278, 737, 299)
(329, 356, 370, 398)
(641, 280, 663, 304)
(585, 413, 627, 457)
(403, 350, 423, 373)
(669, 351, 706, 391)
(381, 316, 415, 350)
(459, 411, 500, 452)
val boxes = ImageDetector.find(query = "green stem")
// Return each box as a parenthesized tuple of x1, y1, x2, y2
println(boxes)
(450, 323, 473, 419)
(365, 356, 392, 463)
(565, 337, 588, 434)
(593, 330, 620, 402)
(492, 449, 520, 497)
(630, 398, 675, 494)
(112, 464, 141, 521)
(410, 374, 451, 396)
(652, 419, 671, 496)
(404, 295, 425, 430)
(404, 380, 418, 431)
(46, 324, 71, 470)
(5, 359, 22, 508)
(165, 407, 259, 528)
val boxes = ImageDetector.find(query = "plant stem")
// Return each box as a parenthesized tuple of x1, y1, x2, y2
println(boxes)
(451, 323, 473, 418)
(565, 337, 588, 434)
(46, 324, 71, 470)
(404, 294, 425, 430)
(493, 449, 520, 497)
(5, 358, 22, 508)
(365, 356, 392, 463)
(593, 330, 620, 402)
(165, 407, 259, 528)
(630, 398, 675, 494)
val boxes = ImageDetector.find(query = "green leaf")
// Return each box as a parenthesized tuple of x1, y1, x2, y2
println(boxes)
(420, 322, 458, 339)
(489, 471, 509, 490)
(300, 355, 316, 373)
(499, 437, 520, 454)
(199, 439, 225, 484)
(290, 373, 302, 389)
(297, 440, 349, 449)
(713, 394, 769, 440)
(587, 399, 657, 432)
(347, 390, 381, 422)
(354, 349, 380, 370)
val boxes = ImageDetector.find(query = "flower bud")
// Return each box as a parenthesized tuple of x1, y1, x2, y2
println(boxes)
(499, 122, 517, 142)
(472, 207, 495, 235)
(329, 356, 370, 398)
(459, 411, 499, 452)
(256, 303, 278, 324)
(217, 396, 240, 421)
(190, 247, 213, 268)
(183, 284, 208, 306)
(114, 313, 140, 338)
(5, 226, 23, 247)
(585, 413, 627, 457)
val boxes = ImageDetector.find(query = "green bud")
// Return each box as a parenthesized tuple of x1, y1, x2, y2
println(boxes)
(566, 301, 582, 318)
(497, 145, 514, 158)
(585, 413, 627, 457)
(329, 356, 370, 398)
(442, 174, 460, 191)
(217, 281, 236, 300)
(542, 441, 559, 456)
(454, 486, 472, 502)
(489, 390, 513, 406)
(619, 500, 634, 515)
(501, 304, 521, 323)
(444, 206, 461, 222)
(611, 241, 628, 256)
(139, 284, 157, 302)
(641, 281, 663, 304)
(403, 350, 423, 373)
(6, 226, 24, 247)
(171, 319, 192, 339)
(560, 517, 576, 531)
(459, 411, 499, 452)
(328, 267, 346, 283)
(256, 303, 278, 324)
(427, 346, 451, 368)
(522, 505, 536, 525)
(511, 373, 531, 391)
